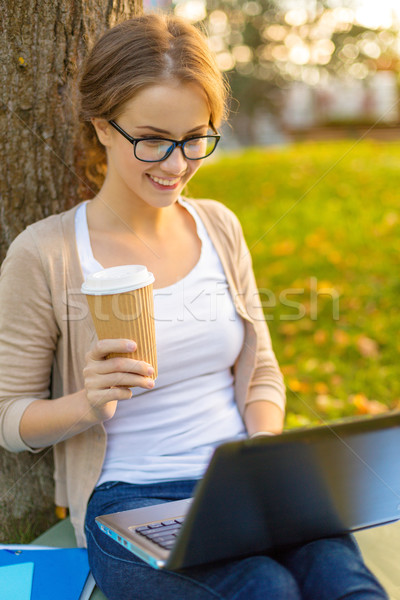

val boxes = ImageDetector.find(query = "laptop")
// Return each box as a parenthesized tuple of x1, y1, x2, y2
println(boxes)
(96, 411, 400, 570)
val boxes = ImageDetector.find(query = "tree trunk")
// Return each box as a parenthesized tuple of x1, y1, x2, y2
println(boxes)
(0, 0, 142, 542)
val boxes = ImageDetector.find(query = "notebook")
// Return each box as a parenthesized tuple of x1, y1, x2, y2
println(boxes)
(96, 411, 400, 570)
(0, 547, 91, 600)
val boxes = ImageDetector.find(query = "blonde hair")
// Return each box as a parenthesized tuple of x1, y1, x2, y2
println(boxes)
(78, 13, 229, 193)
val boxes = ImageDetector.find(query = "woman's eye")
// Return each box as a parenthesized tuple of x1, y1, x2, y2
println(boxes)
(186, 138, 205, 149)
(186, 138, 201, 145)
(143, 139, 169, 147)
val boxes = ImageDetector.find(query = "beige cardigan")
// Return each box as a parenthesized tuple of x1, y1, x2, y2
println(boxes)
(0, 198, 285, 546)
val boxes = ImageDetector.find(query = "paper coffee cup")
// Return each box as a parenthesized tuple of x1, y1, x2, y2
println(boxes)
(81, 265, 157, 378)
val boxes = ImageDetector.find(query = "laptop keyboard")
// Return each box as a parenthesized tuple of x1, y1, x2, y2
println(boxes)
(134, 517, 184, 550)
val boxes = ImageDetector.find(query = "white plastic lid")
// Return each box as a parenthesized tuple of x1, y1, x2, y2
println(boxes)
(81, 265, 155, 295)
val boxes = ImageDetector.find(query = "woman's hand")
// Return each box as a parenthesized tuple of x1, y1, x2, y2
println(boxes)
(83, 338, 155, 423)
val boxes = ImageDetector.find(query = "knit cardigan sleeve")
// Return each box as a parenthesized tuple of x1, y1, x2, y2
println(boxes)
(234, 216, 286, 412)
(0, 227, 59, 452)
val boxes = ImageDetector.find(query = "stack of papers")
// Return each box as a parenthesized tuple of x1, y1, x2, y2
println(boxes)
(0, 545, 94, 600)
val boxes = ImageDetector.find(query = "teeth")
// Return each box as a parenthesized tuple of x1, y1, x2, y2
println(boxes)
(149, 175, 180, 187)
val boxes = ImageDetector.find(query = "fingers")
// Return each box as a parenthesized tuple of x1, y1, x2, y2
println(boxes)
(89, 338, 137, 361)
(82, 338, 156, 423)
(86, 339, 155, 383)
(84, 338, 155, 398)
(87, 370, 155, 390)
(93, 355, 154, 377)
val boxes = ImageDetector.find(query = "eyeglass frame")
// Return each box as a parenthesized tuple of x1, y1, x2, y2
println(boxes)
(108, 119, 221, 163)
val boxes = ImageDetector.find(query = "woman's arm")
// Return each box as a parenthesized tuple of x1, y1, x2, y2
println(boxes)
(19, 338, 155, 449)
(243, 400, 284, 436)
(0, 230, 58, 452)
(0, 229, 154, 451)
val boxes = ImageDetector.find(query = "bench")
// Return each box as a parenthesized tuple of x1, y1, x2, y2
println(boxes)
(33, 517, 400, 599)
(354, 520, 400, 600)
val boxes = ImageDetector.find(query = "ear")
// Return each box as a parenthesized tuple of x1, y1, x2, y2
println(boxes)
(91, 118, 113, 147)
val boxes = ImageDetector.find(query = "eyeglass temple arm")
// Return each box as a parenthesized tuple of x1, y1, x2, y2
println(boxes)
(108, 120, 135, 143)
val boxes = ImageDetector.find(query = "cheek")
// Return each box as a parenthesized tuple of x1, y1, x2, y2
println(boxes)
(186, 159, 203, 180)
(115, 148, 145, 178)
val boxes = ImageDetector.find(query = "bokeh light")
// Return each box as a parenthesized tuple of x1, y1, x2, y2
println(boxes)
(168, 0, 400, 143)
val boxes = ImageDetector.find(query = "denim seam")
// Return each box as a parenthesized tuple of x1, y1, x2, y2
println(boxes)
(85, 525, 224, 599)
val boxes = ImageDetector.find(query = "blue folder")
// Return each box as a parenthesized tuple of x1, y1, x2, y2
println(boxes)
(0, 548, 90, 600)
(0, 562, 34, 600)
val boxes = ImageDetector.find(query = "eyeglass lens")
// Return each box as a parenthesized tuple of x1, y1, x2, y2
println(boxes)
(135, 136, 218, 162)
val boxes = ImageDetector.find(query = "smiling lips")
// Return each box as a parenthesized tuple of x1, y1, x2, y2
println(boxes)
(147, 174, 181, 189)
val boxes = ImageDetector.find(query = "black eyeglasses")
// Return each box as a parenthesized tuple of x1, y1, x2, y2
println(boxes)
(109, 120, 221, 163)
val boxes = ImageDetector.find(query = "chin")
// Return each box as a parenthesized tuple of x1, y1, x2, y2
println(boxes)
(146, 193, 181, 208)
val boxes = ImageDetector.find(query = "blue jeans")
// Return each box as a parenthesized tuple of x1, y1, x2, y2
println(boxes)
(85, 480, 389, 600)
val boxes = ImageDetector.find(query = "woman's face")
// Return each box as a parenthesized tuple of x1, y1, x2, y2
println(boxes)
(96, 81, 212, 209)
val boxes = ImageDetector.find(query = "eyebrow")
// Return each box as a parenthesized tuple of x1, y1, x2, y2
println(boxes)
(134, 125, 209, 135)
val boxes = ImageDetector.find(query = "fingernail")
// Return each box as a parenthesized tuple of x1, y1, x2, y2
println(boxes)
(147, 367, 154, 376)
(127, 341, 136, 351)
(147, 379, 155, 388)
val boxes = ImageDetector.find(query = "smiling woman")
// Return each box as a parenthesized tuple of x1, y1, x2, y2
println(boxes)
(0, 11, 390, 600)
(89, 81, 212, 220)
(79, 14, 228, 193)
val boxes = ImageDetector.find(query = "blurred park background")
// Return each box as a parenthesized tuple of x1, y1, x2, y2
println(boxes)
(147, 0, 400, 427)
(144, 0, 400, 147)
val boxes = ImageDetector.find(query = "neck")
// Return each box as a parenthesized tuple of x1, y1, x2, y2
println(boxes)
(89, 176, 180, 238)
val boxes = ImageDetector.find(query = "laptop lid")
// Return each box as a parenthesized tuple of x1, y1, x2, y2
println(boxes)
(96, 411, 400, 570)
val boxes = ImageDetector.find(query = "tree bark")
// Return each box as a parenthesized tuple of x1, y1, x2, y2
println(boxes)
(0, 0, 142, 542)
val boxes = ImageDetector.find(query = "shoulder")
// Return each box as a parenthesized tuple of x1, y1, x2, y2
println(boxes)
(183, 197, 243, 239)
(184, 197, 239, 222)
(5, 203, 81, 261)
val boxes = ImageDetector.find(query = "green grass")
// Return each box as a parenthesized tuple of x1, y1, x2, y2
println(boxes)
(0, 507, 59, 544)
(188, 140, 400, 427)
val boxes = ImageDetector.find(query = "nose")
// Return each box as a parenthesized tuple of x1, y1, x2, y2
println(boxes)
(160, 145, 187, 176)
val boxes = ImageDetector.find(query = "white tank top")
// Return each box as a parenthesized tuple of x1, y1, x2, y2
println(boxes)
(75, 198, 246, 485)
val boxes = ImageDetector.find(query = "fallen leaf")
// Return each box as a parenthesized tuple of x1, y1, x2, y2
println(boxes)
(351, 393, 370, 414)
(271, 239, 296, 256)
(356, 335, 379, 358)
(333, 329, 350, 346)
(279, 323, 297, 336)
(314, 329, 327, 345)
(314, 381, 329, 394)
(327, 250, 342, 265)
(331, 374, 343, 386)
(288, 378, 310, 393)
(280, 364, 296, 376)
(351, 394, 387, 415)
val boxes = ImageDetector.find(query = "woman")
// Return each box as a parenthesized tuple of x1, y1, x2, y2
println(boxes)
(0, 13, 388, 600)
